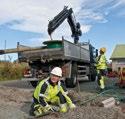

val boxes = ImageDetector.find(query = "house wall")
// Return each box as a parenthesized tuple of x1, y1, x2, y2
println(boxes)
(112, 59, 125, 71)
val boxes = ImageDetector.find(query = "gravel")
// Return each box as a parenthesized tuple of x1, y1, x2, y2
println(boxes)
(0, 79, 125, 119)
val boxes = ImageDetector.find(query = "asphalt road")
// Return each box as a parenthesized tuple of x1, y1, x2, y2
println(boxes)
(0, 77, 119, 93)
(0, 79, 33, 89)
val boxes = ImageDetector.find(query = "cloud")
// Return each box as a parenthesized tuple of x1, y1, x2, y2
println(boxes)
(111, 0, 125, 17)
(0, 0, 125, 38)
(29, 37, 49, 46)
(81, 25, 92, 33)
(110, 0, 125, 8)
(77, 9, 108, 24)
(0, 0, 82, 32)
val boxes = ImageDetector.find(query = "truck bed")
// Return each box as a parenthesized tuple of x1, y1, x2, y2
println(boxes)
(19, 40, 90, 62)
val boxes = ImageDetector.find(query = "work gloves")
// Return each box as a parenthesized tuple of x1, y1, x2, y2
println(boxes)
(69, 103, 76, 109)
(34, 104, 53, 117)
(33, 103, 76, 117)
(44, 104, 53, 112)
(45, 105, 60, 112)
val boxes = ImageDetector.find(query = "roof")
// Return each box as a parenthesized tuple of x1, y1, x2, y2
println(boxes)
(110, 44, 125, 60)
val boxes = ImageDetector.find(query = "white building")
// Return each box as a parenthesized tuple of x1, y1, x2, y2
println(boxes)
(110, 44, 125, 71)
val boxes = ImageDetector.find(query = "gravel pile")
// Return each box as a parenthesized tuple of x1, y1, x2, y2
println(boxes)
(0, 79, 125, 119)
(39, 90, 125, 119)
(38, 106, 125, 119)
(0, 86, 32, 106)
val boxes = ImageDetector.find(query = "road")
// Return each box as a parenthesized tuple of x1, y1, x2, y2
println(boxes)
(0, 79, 33, 89)
(0, 77, 116, 91)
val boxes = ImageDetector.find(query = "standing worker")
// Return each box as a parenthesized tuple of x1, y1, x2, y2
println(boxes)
(30, 67, 76, 117)
(96, 47, 107, 91)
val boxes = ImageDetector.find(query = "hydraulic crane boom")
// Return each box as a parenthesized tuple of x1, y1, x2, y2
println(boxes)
(48, 6, 82, 44)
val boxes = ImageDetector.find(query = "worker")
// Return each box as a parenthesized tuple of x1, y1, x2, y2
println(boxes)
(96, 47, 107, 91)
(30, 67, 76, 117)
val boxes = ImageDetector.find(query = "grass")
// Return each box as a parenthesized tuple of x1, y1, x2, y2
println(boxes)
(0, 61, 28, 81)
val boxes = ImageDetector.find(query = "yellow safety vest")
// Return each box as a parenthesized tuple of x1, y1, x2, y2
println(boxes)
(33, 77, 72, 104)
(96, 54, 107, 70)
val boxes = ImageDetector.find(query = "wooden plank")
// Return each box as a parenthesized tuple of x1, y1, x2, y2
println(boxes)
(101, 97, 116, 108)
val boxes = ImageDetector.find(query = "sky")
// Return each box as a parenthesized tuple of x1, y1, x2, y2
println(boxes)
(0, 0, 125, 62)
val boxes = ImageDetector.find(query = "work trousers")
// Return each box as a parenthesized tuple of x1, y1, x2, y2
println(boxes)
(97, 69, 107, 89)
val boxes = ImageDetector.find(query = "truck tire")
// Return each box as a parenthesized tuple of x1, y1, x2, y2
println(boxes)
(65, 63, 77, 88)
(30, 81, 38, 88)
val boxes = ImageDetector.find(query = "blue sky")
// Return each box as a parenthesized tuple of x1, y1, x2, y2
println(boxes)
(0, 0, 125, 61)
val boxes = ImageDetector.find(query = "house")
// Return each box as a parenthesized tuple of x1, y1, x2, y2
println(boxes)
(110, 44, 125, 71)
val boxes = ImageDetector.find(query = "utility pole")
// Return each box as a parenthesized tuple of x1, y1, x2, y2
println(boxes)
(4, 40, 6, 61)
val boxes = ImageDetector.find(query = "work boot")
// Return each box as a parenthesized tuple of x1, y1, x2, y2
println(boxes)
(100, 88, 106, 92)
(100, 88, 105, 92)
(97, 88, 105, 93)
(29, 109, 35, 116)
(29, 103, 35, 116)
(33, 105, 44, 117)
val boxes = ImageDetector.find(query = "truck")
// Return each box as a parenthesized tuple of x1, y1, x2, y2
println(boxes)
(0, 6, 98, 88)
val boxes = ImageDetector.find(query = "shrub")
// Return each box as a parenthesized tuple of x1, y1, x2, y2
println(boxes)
(0, 61, 28, 81)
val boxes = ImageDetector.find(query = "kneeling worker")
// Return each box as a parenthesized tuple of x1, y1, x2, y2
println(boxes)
(30, 67, 76, 117)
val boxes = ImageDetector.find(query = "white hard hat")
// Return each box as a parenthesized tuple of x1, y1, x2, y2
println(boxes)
(51, 67, 62, 77)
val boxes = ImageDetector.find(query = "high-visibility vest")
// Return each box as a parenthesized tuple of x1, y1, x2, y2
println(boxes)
(33, 77, 63, 102)
(33, 77, 72, 104)
(96, 54, 107, 70)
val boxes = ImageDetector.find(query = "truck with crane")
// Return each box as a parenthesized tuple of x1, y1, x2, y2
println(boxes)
(0, 6, 98, 88)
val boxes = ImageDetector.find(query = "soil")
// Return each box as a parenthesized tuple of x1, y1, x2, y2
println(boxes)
(0, 79, 125, 119)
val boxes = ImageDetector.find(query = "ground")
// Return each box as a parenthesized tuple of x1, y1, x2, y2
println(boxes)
(0, 78, 125, 119)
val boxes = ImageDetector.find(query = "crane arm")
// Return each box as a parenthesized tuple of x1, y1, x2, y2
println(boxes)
(47, 6, 82, 44)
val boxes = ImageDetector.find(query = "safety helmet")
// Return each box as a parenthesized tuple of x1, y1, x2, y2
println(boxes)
(100, 47, 106, 53)
(51, 67, 62, 77)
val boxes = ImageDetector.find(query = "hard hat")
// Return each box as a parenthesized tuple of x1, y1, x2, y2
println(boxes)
(51, 67, 62, 77)
(100, 47, 106, 53)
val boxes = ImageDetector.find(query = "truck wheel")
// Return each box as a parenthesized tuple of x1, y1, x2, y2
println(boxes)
(30, 81, 38, 88)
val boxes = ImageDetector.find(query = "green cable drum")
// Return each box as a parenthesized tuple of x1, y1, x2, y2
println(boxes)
(43, 40, 63, 49)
